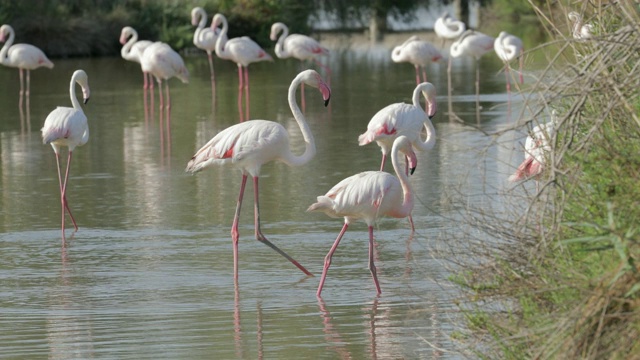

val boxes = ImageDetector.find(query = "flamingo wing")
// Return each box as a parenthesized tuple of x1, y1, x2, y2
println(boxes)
(41, 107, 88, 149)
(285, 34, 329, 59)
(358, 104, 425, 145)
(7, 44, 53, 69)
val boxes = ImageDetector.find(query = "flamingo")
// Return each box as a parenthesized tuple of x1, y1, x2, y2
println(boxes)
(41, 70, 90, 242)
(270, 22, 331, 108)
(212, 13, 273, 121)
(434, 12, 466, 48)
(140, 41, 189, 111)
(509, 111, 557, 191)
(568, 12, 594, 40)
(450, 30, 495, 104)
(185, 69, 331, 279)
(358, 82, 437, 231)
(308, 135, 418, 296)
(0, 24, 54, 102)
(494, 31, 524, 93)
(119, 26, 153, 89)
(191, 7, 224, 84)
(391, 36, 443, 85)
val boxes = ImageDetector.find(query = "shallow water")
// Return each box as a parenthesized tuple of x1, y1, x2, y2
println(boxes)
(0, 43, 531, 358)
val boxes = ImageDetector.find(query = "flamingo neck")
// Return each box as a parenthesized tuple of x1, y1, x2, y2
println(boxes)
(70, 76, 82, 110)
(390, 143, 414, 218)
(0, 28, 15, 66)
(274, 25, 289, 58)
(215, 17, 230, 60)
(410, 87, 436, 151)
(121, 31, 137, 60)
(282, 75, 315, 167)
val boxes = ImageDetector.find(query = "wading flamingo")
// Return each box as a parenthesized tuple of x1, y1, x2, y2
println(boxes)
(434, 12, 466, 47)
(494, 31, 524, 93)
(0, 24, 53, 102)
(185, 69, 331, 279)
(119, 26, 153, 88)
(140, 41, 189, 111)
(41, 70, 90, 242)
(568, 12, 594, 40)
(212, 13, 273, 121)
(270, 22, 331, 109)
(308, 135, 417, 296)
(509, 111, 557, 191)
(191, 7, 224, 85)
(450, 30, 495, 105)
(358, 82, 437, 231)
(391, 36, 443, 85)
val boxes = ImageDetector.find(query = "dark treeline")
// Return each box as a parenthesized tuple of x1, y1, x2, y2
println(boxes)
(0, 0, 315, 58)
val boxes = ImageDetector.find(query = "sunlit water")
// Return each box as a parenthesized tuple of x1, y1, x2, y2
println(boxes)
(0, 40, 537, 359)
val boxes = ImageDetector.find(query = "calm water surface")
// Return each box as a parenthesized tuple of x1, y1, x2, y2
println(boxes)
(0, 43, 530, 358)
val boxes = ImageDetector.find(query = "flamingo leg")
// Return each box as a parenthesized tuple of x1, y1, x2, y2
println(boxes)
(26, 69, 31, 98)
(231, 174, 249, 279)
(368, 226, 382, 295)
(447, 56, 453, 119)
(237, 66, 244, 122)
(207, 51, 215, 83)
(421, 66, 427, 83)
(244, 66, 250, 120)
(61, 151, 79, 232)
(55, 151, 78, 241)
(413, 65, 420, 85)
(165, 80, 171, 110)
(18, 68, 24, 109)
(505, 64, 511, 94)
(252, 176, 313, 276)
(157, 78, 164, 111)
(317, 222, 349, 297)
(403, 155, 416, 233)
(379, 153, 387, 172)
(143, 71, 148, 89)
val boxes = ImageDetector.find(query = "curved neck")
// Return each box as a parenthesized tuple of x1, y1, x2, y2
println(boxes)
(121, 30, 137, 59)
(70, 77, 81, 110)
(411, 88, 436, 151)
(390, 144, 414, 218)
(0, 28, 15, 65)
(274, 25, 289, 58)
(196, 10, 206, 30)
(215, 16, 230, 59)
(281, 76, 315, 166)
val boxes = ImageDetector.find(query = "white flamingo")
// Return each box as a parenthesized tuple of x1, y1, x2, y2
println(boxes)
(185, 69, 331, 279)
(308, 135, 418, 296)
(0, 24, 54, 101)
(494, 31, 524, 93)
(191, 7, 224, 84)
(434, 12, 466, 47)
(391, 36, 443, 84)
(41, 70, 90, 242)
(450, 30, 495, 102)
(140, 41, 189, 110)
(212, 13, 273, 121)
(119, 26, 153, 88)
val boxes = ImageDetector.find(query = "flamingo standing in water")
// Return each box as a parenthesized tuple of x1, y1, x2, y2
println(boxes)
(494, 31, 524, 93)
(119, 26, 153, 88)
(358, 82, 437, 231)
(270, 22, 330, 108)
(191, 7, 224, 86)
(391, 36, 443, 85)
(509, 112, 557, 191)
(308, 135, 418, 296)
(41, 70, 90, 242)
(212, 13, 273, 122)
(434, 12, 466, 47)
(185, 69, 331, 279)
(450, 30, 495, 107)
(0, 24, 54, 105)
(140, 41, 189, 111)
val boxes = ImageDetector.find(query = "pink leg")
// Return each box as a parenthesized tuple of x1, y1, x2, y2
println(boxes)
(367, 226, 382, 295)
(143, 71, 148, 89)
(244, 67, 250, 120)
(252, 176, 312, 276)
(422, 67, 427, 83)
(61, 151, 79, 232)
(231, 174, 249, 280)
(379, 153, 387, 172)
(55, 151, 78, 241)
(237, 66, 244, 122)
(207, 52, 215, 83)
(505, 65, 511, 94)
(26, 69, 31, 97)
(157, 78, 164, 111)
(317, 222, 349, 297)
(18, 69, 24, 109)
(165, 80, 171, 110)
(414, 65, 420, 85)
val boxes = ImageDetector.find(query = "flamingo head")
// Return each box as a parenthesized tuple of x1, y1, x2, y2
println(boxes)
(0, 24, 12, 42)
(191, 7, 204, 26)
(270, 22, 286, 41)
(212, 14, 226, 30)
(417, 82, 437, 119)
(118, 27, 133, 45)
(395, 136, 418, 175)
(73, 70, 91, 104)
(300, 70, 331, 107)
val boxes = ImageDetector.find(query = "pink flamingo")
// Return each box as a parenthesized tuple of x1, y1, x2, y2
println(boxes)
(191, 7, 224, 84)
(308, 135, 417, 296)
(358, 82, 437, 232)
(509, 112, 557, 190)
(450, 30, 495, 103)
(212, 13, 273, 122)
(270, 22, 330, 108)
(140, 41, 189, 111)
(0, 24, 54, 103)
(494, 31, 524, 93)
(185, 69, 331, 279)
(41, 70, 90, 242)
(391, 36, 443, 85)
(119, 26, 153, 89)
(434, 12, 466, 47)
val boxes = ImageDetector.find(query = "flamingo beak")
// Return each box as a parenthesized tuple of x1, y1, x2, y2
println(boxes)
(410, 166, 416, 175)
(320, 83, 331, 107)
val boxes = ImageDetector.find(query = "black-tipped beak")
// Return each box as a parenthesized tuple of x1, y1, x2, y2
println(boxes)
(410, 166, 416, 175)
(324, 97, 330, 107)
(429, 112, 436, 120)
(83, 98, 90, 105)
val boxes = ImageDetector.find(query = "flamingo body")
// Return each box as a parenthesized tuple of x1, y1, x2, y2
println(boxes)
(140, 42, 189, 83)
(0, 24, 53, 70)
(434, 13, 466, 42)
(309, 136, 417, 296)
(270, 22, 329, 61)
(391, 36, 442, 84)
(509, 116, 556, 183)
(186, 69, 331, 278)
(191, 7, 222, 55)
(450, 30, 495, 59)
(358, 82, 437, 170)
(41, 70, 90, 241)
